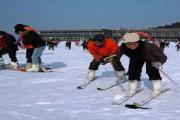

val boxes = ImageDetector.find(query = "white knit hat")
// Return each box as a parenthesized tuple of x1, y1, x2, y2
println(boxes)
(123, 33, 140, 43)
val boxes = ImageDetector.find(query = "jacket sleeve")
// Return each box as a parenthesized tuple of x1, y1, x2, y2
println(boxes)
(116, 44, 125, 59)
(147, 42, 167, 64)
(87, 42, 102, 61)
(6, 35, 17, 46)
(109, 40, 119, 55)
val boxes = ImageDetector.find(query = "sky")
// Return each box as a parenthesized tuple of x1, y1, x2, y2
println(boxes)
(0, 0, 180, 34)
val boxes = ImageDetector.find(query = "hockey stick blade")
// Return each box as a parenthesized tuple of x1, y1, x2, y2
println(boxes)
(97, 87, 104, 90)
(125, 104, 151, 109)
(77, 80, 94, 89)
(77, 86, 84, 89)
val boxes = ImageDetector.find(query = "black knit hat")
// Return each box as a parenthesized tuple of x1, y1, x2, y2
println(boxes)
(93, 34, 105, 42)
(14, 24, 25, 34)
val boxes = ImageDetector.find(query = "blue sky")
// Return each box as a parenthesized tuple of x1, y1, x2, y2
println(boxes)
(0, 0, 180, 34)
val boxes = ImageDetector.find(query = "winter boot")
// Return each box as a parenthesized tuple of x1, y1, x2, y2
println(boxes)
(10, 62, 18, 69)
(27, 64, 39, 72)
(115, 71, 126, 83)
(87, 70, 96, 81)
(152, 80, 161, 96)
(25, 63, 32, 70)
(77, 70, 96, 89)
(128, 80, 139, 96)
(39, 62, 47, 72)
(0, 58, 5, 69)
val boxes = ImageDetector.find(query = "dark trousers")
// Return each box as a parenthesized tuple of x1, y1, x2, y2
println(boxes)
(0, 49, 17, 62)
(0, 49, 7, 58)
(88, 57, 125, 71)
(128, 59, 162, 81)
(8, 51, 18, 62)
(26, 48, 34, 63)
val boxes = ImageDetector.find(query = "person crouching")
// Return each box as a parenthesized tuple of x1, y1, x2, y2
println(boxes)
(14, 25, 46, 72)
(118, 32, 167, 96)
(84, 34, 125, 85)
(0, 31, 18, 69)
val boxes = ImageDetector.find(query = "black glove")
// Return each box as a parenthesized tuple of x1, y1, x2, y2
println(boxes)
(100, 55, 116, 65)
(100, 59, 108, 65)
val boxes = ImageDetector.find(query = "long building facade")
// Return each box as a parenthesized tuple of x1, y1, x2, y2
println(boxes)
(40, 28, 180, 42)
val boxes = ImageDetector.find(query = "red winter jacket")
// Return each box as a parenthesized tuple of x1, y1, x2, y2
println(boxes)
(87, 38, 119, 61)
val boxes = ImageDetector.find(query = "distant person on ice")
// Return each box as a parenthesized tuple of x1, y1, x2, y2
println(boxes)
(0, 31, 18, 69)
(160, 39, 166, 52)
(176, 42, 180, 51)
(117, 32, 167, 96)
(78, 34, 125, 89)
(65, 41, 71, 50)
(15, 24, 46, 72)
(81, 40, 87, 50)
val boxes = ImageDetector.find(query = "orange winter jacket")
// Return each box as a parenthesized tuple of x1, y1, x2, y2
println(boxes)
(87, 38, 119, 61)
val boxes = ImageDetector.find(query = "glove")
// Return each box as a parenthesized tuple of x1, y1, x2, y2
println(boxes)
(100, 55, 116, 65)
(116, 70, 125, 79)
(100, 59, 108, 65)
(151, 62, 162, 69)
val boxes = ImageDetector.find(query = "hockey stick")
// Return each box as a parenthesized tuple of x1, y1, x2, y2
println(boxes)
(97, 78, 127, 91)
(125, 104, 151, 109)
(110, 60, 125, 92)
(159, 69, 180, 89)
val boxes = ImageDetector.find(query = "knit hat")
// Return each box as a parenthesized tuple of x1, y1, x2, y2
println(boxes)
(92, 34, 105, 42)
(14, 24, 25, 34)
(123, 33, 140, 43)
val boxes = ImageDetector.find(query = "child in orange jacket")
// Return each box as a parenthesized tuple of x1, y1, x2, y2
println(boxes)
(78, 34, 125, 89)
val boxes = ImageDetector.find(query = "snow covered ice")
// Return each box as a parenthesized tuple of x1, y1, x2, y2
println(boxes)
(0, 42, 180, 120)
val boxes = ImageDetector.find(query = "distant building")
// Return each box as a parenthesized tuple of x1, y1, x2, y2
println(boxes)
(40, 29, 112, 42)
(40, 28, 180, 42)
